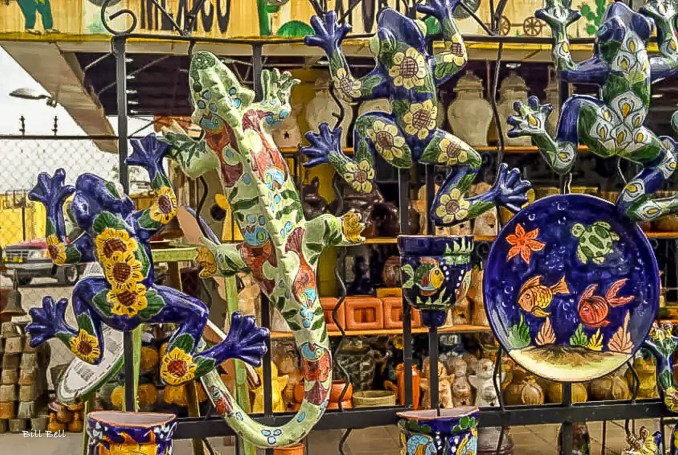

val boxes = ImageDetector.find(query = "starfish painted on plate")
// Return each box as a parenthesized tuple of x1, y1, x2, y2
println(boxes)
(506, 223, 545, 264)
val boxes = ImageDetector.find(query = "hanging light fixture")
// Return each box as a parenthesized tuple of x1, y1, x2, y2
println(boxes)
(9, 88, 57, 107)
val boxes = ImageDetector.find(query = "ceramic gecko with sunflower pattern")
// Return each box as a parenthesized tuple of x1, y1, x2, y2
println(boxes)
(25, 134, 269, 388)
(508, 0, 678, 222)
(162, 51, 364, 447)
(301, 0, 531, 226)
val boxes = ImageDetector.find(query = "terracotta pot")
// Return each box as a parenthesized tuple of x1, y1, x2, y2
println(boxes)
(329, 380, 353, 403)
(382, 256, 401, 288)
(386, 364, 421, 410)
(274, 443, 305, 455)
(504, 376, 544, 406)
(86, 411, 177, 455)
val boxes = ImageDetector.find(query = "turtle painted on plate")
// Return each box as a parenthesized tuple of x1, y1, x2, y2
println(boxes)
(571, 221, 620, 265)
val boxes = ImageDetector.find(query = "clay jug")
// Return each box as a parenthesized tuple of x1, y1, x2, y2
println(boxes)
(305, 75, 353, 148)
(382, 255, 401, 288)
(625, 357, 658, 399)
(504, 375, 544, 405)
(547, 382, 588, 404)
(544, 67, 560, 136)
(385, 363, 420, 409)
(448, 71, 492, 147)
(497, 71, 531, 146)
(272, 103, 302, 149)
(590, 371, 631, 401)
(358, 98, 391, 115)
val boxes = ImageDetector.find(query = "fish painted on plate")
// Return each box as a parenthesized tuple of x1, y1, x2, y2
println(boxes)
(415, 258, 445, 297)
(518, 275, 570, 318)
(578, 279, 634, 328)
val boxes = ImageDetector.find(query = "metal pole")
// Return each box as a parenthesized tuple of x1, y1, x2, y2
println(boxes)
(399, 168, 413, 407)
(113, 35, 134, 413)
(424, 165, 439, 412)
(561, 383, 573, 455)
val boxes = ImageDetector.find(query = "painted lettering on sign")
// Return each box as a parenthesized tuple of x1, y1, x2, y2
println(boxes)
(138, 0, 231, 34)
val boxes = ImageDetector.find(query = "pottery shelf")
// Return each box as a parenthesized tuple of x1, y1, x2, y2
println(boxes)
(269, 324, 491, 339)
(358, 233, 678, 246)
(280, 145, 591, 156)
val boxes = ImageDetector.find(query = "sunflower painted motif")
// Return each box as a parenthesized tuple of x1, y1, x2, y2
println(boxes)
(161, 348, 198, 386)
(108, 283, 149, 318)
(103, 251, 144, 291)
(46, 233, 67, 265)
(302, 3, 530, 229)
(69, 329, 101, 363)
(95, 228, 138, 262)
(196, 246, 217, 278)
(434, 189, 470, 225)
(149, 186, 178, 224)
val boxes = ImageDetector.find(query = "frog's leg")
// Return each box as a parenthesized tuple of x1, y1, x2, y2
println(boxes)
(26, 277, 108, 364)
(616, 133, 678, 222)
(424, 130, 530, 226)
(305, 113, 413, 194)
(154, 284, 267, 386)
(509, 95, 612, 175)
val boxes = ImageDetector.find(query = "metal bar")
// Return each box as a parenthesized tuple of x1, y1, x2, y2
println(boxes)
(425, 165, 435, 235)
(399, 167, 413, 407)
(172, 400, 677, 439)
(561, 383, 572, 455)
(428, 325, 439, 412)
(114, 35, 135, 413)
(601, 420, 607, 455)
(97, 55, 172, 97)
(117, 31, 597, 46)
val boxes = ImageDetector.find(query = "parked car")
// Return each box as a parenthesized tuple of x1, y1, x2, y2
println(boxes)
(2, 238, 83, 286)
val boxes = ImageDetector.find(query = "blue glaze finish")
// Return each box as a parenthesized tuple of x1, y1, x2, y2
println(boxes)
(484, 194, 658, 382)
(399, 235, 473, 328)
(86, 411, 177, 455)
(398, 407, 479, 455)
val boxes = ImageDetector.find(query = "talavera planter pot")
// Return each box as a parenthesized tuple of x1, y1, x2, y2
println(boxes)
(86, 411, 176, 455)
(398, 407, 479, 455)
(398, 236, 474, 328)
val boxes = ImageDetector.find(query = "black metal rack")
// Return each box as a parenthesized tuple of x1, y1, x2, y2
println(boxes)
(91, 0, 678, 454)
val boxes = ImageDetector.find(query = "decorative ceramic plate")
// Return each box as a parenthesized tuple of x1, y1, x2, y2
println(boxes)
(484, 194, 658, 382)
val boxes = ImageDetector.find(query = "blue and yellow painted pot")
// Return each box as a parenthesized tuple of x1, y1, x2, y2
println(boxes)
(398, 235, 473, 328)
(86, 411, 177, 455)
(398, 407, 479, 455)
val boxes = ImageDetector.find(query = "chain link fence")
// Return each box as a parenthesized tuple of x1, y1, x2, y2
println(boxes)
(0, 136, 125, 388)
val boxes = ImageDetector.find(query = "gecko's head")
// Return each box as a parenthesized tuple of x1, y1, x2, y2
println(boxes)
(189, 51, 255, 129)
(71, 174, 134, 231)
(372, 8, 427, 63)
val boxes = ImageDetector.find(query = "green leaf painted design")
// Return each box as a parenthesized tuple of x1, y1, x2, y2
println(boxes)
(77, 314, 95, 335)
(311, 319, 324, 330)
(507, 315, 531, 349)
(93, 290, 113, 317)
(138, 210, 162, 231)
(570, 324, 589, 347)
(288, 321, 302, 331)
(195, 357, 216, 376)
(92, 211, 126, 234)
(46, 219, 56, 236)
(139, 290, 164, 320)
(401, 264, 415, 289)
(65, 246, 81, 264)
(171, 333, 195, 353)
(660, 369, 673, 391)
(232, 197, 259, 212)
(282, 309, 298, 320)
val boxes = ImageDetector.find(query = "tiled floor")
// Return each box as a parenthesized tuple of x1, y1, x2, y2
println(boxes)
(0, 420, 664, 454)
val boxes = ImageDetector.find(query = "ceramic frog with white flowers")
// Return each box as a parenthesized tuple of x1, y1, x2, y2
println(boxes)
(302, 0, 530, 226)
(508, 0, 678, 222)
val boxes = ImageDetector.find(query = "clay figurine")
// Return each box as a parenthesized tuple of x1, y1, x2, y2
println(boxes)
(302, 177, 330, 220)
(302, 1, 530, 227)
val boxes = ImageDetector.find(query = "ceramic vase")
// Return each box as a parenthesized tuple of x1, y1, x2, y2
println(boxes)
(305, 75, 353, 148)
(544, 68, 560, 137)
(382, 255, 401, 288)
(335, 338, 377, 392)
(86, 411, 176, 455)
(385, 364, 421, 410)
(448, 71, 492, 147)
(358, 98, 392, 116)
(497, 71, 531, 147)
(399, 236, 474, 328)
(272, 103, 303, 149)
(398, 407, 479, 455)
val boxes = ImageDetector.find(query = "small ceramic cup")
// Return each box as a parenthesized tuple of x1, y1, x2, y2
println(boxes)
(398, 407, 479, 454)
(86, 411, 177, 455)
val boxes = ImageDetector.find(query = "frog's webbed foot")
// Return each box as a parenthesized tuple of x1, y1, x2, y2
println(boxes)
(27, 297, 77, 349)
(28, 169, 75, 213)
(507, 96, 552, 140)
(640, 0, 677, 27)
(127, 133, 171, 178)
(536, 0, 581, 34)
(216, 312, 269, 367)
(301, 123, 343, 168)
(305, 11, 351, 55)
(198, 238, 250, 277)
(489, 164, 532, 214)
